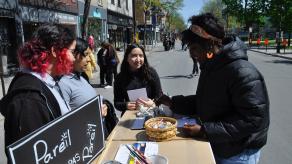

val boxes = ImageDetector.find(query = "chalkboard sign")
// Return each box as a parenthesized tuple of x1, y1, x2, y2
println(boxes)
(7, 96, 105, 164)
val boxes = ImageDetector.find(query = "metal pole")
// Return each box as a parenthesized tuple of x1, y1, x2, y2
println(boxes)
(0, 53, 5, 96)
(0, 75, 5, 96)
(132, 0, 136, 43)
(144, 11, 147, 49)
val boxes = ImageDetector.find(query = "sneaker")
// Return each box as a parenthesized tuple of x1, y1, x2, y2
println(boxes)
(104, 85, 113, 89)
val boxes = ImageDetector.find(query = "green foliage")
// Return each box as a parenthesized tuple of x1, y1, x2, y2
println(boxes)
(200, 0, 225, 23)
(160, 0, 184, 31)
(267, 0, 292, 32)
(169, 11, 187, 31)
(88, 18, 102, 47)
(222, 0, 267, 29)
(144, 0, 161, 11)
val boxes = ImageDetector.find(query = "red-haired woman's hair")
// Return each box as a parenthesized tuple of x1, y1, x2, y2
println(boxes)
(54, 48, 73, 76)
(18, 24, 75, 75)
(18, 39, 50, 74)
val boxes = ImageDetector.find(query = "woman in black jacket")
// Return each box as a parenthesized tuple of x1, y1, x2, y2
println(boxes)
(158, 13, 269, 164)
(114, 44, 162, 116)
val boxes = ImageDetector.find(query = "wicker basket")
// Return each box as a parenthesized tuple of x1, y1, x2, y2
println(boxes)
(144, 117, 177, 141)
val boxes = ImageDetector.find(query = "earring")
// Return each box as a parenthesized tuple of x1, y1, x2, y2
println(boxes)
(207, 52, 213, 59)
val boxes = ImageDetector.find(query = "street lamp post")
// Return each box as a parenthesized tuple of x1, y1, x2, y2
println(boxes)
(276, 5, 284, 53)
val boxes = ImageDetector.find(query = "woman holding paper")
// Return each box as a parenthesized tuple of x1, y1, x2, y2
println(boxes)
(113, 44, 162, 116)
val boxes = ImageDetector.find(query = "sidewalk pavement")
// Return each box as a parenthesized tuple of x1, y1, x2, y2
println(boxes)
(249, 47, 292, 60)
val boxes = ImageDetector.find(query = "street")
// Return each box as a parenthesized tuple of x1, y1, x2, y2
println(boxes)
(1, 43, 292, 163)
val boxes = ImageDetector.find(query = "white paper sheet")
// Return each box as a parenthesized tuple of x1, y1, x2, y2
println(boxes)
(114, 142, 159, 164)
(127, 88, 148, 101)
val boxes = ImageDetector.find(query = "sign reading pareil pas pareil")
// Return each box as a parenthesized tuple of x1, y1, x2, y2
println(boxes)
(7, 96, 105, 164)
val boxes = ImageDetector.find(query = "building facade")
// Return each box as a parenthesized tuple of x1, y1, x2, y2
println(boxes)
(107, 0, 133, 49)
(78, 0, 107, 49)
(134, 0, 164, 46)
(0, 0, 79, 75)
(0, 0, 19, 75)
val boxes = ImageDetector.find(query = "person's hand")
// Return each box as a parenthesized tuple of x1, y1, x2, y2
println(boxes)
(136, 98, 156, 108)
(101, 104, 108, 117)
(183, 124, 203, 137)
(156, 94, 172, 107)
(127, 102, 136, 110)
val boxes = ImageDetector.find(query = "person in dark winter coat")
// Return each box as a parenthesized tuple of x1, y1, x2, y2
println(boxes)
(0, 25, 76, 151)
(190, 56, 199, 76)
(58, 38, 118, 137)
(114, 44, 162, 116)
(97, 42, 116, 88)
(157, 13, 269, 164)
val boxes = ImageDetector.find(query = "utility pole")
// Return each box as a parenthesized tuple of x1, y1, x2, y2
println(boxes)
(133, 0, 136, 43)
(276, 5, 283, 54)
(143, 0, 147, 49)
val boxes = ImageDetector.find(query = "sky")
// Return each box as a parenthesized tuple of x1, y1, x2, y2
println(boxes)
(179, 0, 205, 24)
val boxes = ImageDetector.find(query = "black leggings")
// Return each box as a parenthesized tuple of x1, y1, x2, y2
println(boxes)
(100, 66, 113, 85)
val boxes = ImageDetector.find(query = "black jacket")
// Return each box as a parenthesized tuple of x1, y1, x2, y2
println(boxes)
(97, 47, 116, 67)
(114, 67, 162, 116)
(171, 36, 270, 158)
(0, 73, 61, 148)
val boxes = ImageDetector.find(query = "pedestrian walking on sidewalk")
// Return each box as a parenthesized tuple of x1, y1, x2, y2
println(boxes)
(157, 13, 270, 164)
(190, 56, 199, 77)
(113, 44, 162, 116)
(0, 24, 76, 153)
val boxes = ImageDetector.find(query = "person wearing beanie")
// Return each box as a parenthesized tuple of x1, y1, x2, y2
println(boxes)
(157, 13, 270, 164)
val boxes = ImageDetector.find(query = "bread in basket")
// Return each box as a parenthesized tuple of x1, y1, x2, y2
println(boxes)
(144, 117, 177, 141)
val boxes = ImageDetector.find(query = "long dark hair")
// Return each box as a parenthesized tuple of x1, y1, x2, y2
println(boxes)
(120, 44, 153, 82)
(75, 38, 89, 57)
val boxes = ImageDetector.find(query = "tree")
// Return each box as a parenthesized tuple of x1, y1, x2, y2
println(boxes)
(222, 0, 267, 30)
(160, 0, 184, 31)
(142, 0, 161, 48)
(267, 0, 292, 47)
(200, 0, 225, 23)
(81, 0, 91, 39)
(169, 11, 186, 32)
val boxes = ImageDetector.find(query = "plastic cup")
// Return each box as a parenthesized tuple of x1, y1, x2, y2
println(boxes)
(148, 154, 168, 164)
(101, 160, 122, 164)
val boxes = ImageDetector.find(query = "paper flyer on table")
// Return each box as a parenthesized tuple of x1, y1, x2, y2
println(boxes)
(114, 142, 158, 163)
(127, 88, 148, 101)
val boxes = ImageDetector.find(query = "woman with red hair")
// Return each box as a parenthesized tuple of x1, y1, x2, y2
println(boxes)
(0, 24, 76, 149)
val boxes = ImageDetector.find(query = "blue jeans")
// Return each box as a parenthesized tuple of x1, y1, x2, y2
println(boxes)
(215, 149, 261, 164)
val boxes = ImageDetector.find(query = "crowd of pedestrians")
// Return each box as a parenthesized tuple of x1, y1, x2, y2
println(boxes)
(0, 13, 270, 164)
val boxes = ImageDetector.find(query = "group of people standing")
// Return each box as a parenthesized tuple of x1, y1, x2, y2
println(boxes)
(0, 12, 270, 164)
